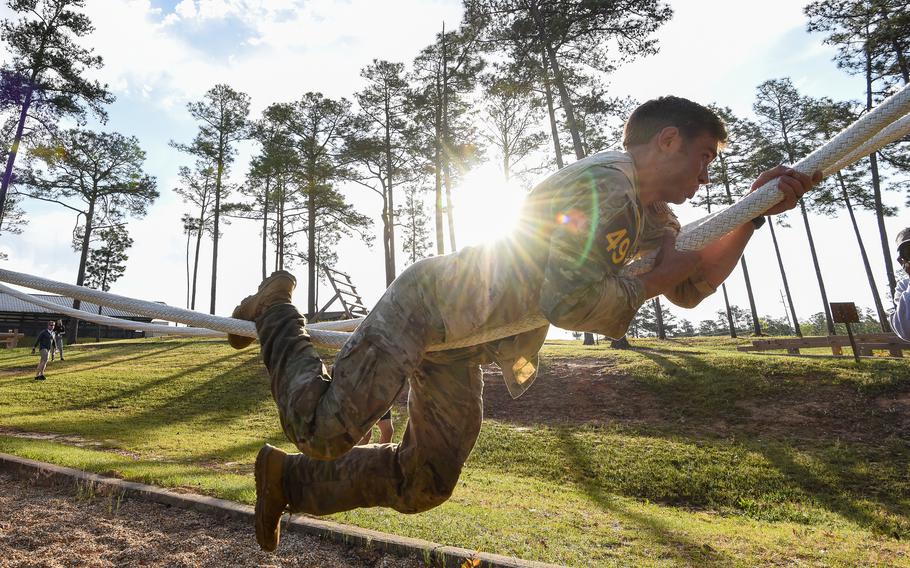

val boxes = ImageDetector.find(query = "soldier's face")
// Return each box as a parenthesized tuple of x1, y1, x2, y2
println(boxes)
(659, 132, 718, 205)
(898, 243, 910, 276)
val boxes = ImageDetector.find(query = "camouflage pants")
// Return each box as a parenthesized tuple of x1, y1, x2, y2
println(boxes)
(256, 258, 487, 515)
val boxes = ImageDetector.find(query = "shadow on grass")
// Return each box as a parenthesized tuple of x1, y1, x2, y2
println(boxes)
(755, 442, 910, 538)
(553, 427, 732, 566)
(6, 352, 273, 446)
(62, 341, 191, 374)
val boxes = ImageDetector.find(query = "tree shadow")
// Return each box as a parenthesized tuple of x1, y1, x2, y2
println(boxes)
(8, 352, 274, 445)
(553, 426, 732, 566)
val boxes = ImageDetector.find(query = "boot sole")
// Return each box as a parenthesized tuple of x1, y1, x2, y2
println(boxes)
(255, 445, 281, 551)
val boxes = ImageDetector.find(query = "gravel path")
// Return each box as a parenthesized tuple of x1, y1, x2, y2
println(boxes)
(0, 472, 425, 568)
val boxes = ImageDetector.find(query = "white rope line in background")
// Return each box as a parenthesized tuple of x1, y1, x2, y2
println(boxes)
(1, 83, 908, 350)
(0, 269, 354, 349)
(0, 283, 224, 337)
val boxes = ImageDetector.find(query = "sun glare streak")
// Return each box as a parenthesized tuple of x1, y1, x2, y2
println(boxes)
(453, 163, 527, 247)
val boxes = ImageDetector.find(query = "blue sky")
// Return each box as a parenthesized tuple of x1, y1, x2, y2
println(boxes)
(1, 0, 907, 334)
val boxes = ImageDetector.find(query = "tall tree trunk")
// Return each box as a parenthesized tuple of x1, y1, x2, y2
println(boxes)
(434, 70, 445, 255)
(70, 198, 96, 344)
(877, 5, 910, 84)
(865, 33, 897, 298)
(537, 36, 593, 344)
(262, 176, 270, 281)
(837, 171, 890, 331)
(540, 51, 564, 169)
(444, 163, 457, 252)
(720, 175, 761, 335)
(721, 283, 737, 338)
(769, 218, 801, 337)
(776, 105, 834, 335)
(385, 93, 397, 285)
(382, 193, 393, 285)
(797, 198, 835, 334)
(740, 256, 762, 335)
(0, 80, 34, 222)
(307, 181, 317, 316)
(185, 227, 191, 309)
(653, 297, 666, 340)
(191, 212, 204, 311)
(210, 151, 224, 315)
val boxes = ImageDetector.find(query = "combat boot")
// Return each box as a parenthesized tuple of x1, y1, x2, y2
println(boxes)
(255, 444, 288, 551)
(228, 271, 296, 349)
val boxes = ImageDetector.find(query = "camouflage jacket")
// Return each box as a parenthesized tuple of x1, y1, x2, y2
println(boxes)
(432, 151, 716, 397)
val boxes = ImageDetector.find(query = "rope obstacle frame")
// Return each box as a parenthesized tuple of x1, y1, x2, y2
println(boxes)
(2, 83, 909, 351)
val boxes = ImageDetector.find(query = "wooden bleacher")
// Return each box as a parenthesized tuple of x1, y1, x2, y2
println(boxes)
(738, 333, 910, 358)
(0, 329, 24, 348)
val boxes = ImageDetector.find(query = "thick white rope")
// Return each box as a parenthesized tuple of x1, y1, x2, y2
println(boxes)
(2, 84, 908, 350)
(824, 112, 910, 177)
(0, 270, 353, 349)
(0, 284, 224, 337)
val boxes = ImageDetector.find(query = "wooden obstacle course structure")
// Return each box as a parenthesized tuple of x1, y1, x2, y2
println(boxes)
(311, 264, 369, 322)
(737, 333, 910, 358)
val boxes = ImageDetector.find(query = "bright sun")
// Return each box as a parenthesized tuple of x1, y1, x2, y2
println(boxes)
(452, 162, 528, 248)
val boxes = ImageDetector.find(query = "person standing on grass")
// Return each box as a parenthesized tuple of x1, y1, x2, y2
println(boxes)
(50, 319, 66, 361)
(357, 408, 394, 445)
(227, 96, 821, 552)
(890, 227, 910, 340)
(31, 320, 55, 381)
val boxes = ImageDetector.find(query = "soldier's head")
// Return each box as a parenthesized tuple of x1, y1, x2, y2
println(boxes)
(896, 227, 910, 276)
(46, 321, 55, 331)
(624, 97, 727, 205)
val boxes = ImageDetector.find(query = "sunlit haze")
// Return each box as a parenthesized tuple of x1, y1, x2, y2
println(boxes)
(454, 163, 528, 248)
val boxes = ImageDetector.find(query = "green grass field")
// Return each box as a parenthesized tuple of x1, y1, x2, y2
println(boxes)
(1, 337, 908, 567)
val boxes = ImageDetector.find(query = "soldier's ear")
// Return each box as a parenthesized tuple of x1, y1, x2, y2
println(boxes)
(655, 126, 681, 153)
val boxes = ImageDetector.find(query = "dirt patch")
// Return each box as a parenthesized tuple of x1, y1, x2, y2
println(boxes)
(0, 471, 423, 568)
(476, 359, 910, 443)
(481, 360, 664, 427)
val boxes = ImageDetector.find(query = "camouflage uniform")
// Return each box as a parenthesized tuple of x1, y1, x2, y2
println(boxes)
(255, 150, 716, 515)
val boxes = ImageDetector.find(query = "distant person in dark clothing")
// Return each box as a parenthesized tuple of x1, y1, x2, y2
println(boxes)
(32, 320, 55, 381)
(50, 319, 66, 361)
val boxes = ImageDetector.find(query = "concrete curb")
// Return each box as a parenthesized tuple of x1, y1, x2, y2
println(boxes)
(0, 452, 565, 568)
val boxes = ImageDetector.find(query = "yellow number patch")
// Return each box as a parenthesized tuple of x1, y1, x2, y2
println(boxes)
(606, 228, 631, 264)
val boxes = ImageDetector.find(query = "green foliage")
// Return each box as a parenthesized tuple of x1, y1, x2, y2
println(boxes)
(82, 225, 132, 292)
(1, 0, 114, 128)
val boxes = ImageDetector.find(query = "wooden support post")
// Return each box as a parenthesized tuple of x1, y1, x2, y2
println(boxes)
(831, 302, 861, 363)
(845, 322, 860, 363)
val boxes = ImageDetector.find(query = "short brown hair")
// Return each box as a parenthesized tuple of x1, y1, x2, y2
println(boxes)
(623, 96, 727, 148)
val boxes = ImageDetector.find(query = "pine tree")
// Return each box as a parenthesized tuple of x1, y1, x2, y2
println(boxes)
(21, 129, 157, 342)
(82, 225, 132, 341)
(754, 78, 838, 335)
(411, 24, 484, 254)
(349, 60, 420, 285)
(0, 0, 114, 223)
(173, 161, 218, 311)
(806, 0, 910, 297)
(172, 84, 250, 314)
(282, 92, 372, 316)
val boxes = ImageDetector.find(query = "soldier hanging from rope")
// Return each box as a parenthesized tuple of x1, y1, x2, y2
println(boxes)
(227, 96, 821, 552)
